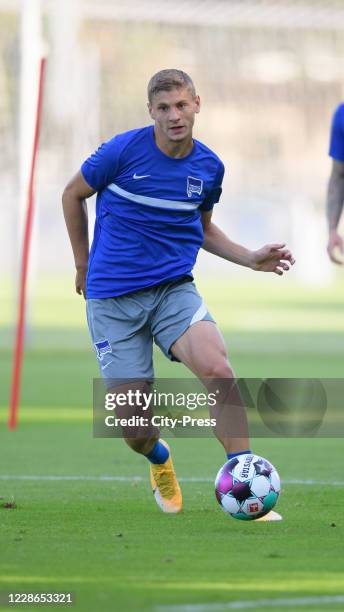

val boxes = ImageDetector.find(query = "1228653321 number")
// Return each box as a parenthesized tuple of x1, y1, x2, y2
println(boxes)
(6, 593, 73, 605)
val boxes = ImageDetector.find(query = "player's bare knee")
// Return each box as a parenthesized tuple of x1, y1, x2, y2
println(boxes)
(201, 358, 233, 380)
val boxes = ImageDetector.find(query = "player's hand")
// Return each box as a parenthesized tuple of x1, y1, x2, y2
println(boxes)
(75, 267, 87, 299)
(327, 230, 344, 264)
(250, 243, 295, 276)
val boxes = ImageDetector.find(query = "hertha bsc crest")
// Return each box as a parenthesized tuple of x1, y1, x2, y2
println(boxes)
(187, 176, 203, 198)
(94, 339, 112, 360)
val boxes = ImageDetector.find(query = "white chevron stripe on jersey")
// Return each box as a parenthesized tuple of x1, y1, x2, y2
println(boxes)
(107, 182, 199, 210)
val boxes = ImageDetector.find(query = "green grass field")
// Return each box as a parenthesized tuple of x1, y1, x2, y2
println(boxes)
(1, 277, 344, 612)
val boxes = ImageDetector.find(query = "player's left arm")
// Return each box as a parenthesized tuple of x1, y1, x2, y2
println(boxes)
(201, 211, 295, 276)
(327, 105, 344, 263)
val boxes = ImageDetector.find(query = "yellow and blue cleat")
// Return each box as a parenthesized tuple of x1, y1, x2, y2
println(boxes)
(150, 440, 183, 513)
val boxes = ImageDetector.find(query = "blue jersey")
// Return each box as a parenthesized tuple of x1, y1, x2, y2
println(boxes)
(81, 125, 224, 298)
(329, 103, 344, 162)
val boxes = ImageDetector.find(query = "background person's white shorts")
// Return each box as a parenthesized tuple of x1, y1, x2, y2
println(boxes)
(86, 277, 215, 382)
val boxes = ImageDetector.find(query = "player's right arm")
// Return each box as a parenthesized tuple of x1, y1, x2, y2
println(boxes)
(62, 171, 95, 298)
(326, 159, 344, 264)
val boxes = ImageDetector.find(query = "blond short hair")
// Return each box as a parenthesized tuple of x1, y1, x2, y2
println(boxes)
(148, 69, 196, 103)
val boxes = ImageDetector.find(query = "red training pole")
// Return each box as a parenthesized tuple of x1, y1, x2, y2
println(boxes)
(8, 56, 46, 429)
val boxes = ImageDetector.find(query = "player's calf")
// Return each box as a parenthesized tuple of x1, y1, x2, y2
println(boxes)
(124, 435, 159, 456)
(107, 381, 182, 513)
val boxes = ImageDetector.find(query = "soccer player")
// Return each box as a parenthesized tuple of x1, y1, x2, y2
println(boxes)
(62, 69, 295, 519)
(327, 103, 344, 263)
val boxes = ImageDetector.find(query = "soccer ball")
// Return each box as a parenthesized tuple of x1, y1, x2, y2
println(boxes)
(215, 454, 281, 520)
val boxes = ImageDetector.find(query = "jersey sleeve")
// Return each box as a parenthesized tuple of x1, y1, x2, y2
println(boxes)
(199, 161, 225, 212)
(329, 104, 344, 162)
(81, 136, 121, 192)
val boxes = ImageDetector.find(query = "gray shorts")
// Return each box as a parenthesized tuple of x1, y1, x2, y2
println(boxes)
(86, 278, 215, 382)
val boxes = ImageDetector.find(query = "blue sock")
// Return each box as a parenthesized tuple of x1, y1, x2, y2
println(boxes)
(145, 441, 169, 464)
(227, 450, 251, 460)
